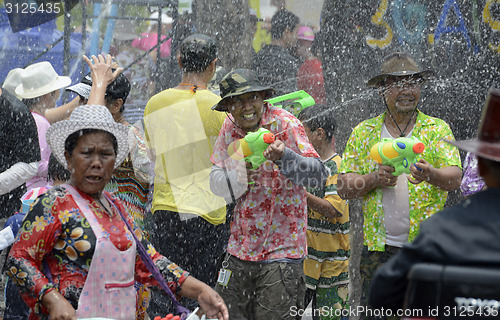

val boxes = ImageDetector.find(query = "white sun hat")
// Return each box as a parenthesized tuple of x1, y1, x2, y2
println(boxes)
(2, 68, 24, 99)
(15, 61, 72, 99)
(47, 105, 130, 169)
(149, 11, 173, 26)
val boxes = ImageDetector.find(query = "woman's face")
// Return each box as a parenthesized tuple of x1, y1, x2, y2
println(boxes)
(65, 131, 116, 198)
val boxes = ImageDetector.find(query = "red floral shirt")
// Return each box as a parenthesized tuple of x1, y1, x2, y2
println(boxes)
(211, 105, 319, 261)
(7, 186, 188, 319)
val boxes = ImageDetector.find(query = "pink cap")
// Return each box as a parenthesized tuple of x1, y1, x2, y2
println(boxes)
(297, 26, 314, 41)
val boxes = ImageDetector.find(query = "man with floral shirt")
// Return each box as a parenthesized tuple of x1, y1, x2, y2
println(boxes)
(337, 52, 462, 316)
(210, 69, 327, 319)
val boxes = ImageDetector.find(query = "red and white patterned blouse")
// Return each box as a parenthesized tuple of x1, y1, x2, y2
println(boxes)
(211, 105, 319, 262)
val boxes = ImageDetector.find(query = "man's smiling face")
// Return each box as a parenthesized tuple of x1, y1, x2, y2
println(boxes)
(382, 76, 422, 115)
(225, 91, 266, 132)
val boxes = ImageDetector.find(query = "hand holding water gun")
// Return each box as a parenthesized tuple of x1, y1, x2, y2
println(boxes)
(370, 137, 425, 176)
(227, 128, 276, 170)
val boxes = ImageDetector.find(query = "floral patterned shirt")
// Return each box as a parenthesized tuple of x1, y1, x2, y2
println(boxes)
(460, 152, 486, 196)
(340, 111, 462, 251)
(211, 105, 319, 261)
(6, 185, 188, 319)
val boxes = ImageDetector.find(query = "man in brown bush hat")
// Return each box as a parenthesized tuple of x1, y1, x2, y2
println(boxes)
(337, 52, 462, 316)
(370, 88, 500, 312)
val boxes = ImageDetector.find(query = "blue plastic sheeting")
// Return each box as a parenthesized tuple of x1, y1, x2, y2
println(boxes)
(0, 8, 83, 90)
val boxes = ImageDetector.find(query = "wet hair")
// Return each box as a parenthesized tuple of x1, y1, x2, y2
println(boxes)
(47, 153, 71, 182)
(22, 96, 41, 109)
(64, 129, 118, 156)
(271, 9, 299, 40)
(179, 34, 218, 73)
(82, 71, 130, 107)
(298, 104, 337, 141)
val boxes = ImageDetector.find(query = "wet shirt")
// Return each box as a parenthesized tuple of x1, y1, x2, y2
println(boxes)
(460, 152, 486, 196)
(6, 186, 188, 319)
(144, 89, 227, 224)
(0, 92, 40, 218)
(27, 112, 52, 190)
(252, 44, 300, 95)
(211, 105, 319, 261)
(297, 57, 326, 104)
(105, 124, 152, 234)
(340, 111, 462, 251)
(304, 155, 350, 289)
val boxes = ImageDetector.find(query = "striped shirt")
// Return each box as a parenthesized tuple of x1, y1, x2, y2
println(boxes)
(304, 154, 350, 289)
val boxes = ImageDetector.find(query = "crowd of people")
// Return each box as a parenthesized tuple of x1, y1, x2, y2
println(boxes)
(0, 5, 497, 320)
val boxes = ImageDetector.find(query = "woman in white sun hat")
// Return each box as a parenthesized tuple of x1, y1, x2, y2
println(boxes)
(15, 61, 71, 191)
(6, 54, 228, 320)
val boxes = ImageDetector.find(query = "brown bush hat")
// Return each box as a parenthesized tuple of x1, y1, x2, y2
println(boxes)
(446, 88, 500, 162)
(212, 69, 273, 112)
(367, 52, 435, 88)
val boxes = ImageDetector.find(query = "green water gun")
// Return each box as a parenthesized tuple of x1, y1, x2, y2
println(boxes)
(265, 90, 315, 116)
(227, 128, 276, 170)
(370, 137, 425, 176)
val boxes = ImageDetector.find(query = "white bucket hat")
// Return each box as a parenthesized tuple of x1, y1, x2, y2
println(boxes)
(15, 61, 71, 99)
(2, 68, 24, 99)
(149, 11, 173, 28)
(47, 105, 130, 169)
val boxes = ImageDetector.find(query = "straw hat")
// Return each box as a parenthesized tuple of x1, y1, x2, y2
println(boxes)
(47, 105, 130, 169)
(15, 61, 71, 99)
(367, 52, 435, 88)
(446, 88, 500, 162)
(2, 68, 24, 99)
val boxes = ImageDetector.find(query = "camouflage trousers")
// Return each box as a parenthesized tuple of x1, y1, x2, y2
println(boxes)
(306, 284, 350, 320)
(215, 254, 306, 320)
(359, 245, 401, 319)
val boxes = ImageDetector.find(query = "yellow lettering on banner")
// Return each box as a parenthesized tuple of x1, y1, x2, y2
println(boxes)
(366, 0, 393, 48)
(483, 0, 500, 52)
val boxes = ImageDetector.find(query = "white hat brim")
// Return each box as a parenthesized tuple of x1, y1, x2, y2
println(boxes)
(16, 76, 72, 99)
(66, 83, 92, 100)
(47, 119, 130, 170)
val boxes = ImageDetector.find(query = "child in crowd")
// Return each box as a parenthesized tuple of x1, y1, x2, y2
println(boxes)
(2, 154, 70, 320)
(298, 104, 350, 320)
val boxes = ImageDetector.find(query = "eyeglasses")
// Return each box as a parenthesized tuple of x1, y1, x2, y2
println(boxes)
(383, 77, 423, 89)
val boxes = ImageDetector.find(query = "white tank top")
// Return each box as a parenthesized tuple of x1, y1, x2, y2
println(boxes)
(381, 124, 411, 248)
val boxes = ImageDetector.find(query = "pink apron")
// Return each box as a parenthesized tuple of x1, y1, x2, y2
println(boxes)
(67, 185, 137, 320)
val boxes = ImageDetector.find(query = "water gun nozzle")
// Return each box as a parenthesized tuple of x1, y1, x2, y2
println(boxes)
(413, 142, 425, 154)
(263, 132, 275, 144)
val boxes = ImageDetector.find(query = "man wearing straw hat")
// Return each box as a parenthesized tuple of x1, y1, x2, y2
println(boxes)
(369, 88, 500, 310)
(337, 52, 462, 314)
